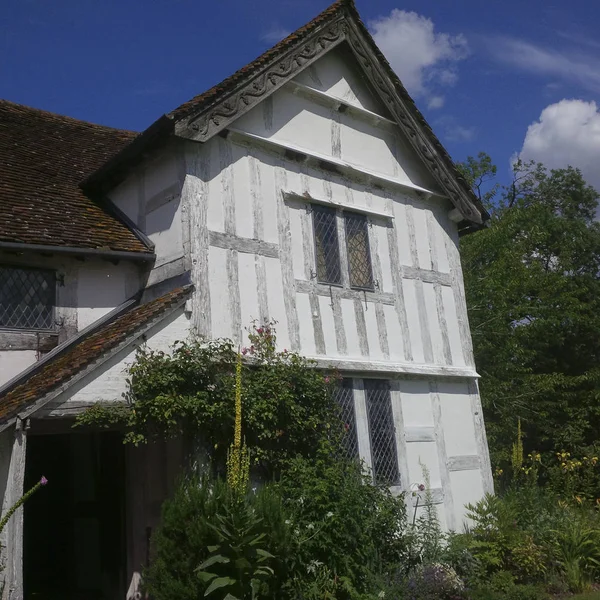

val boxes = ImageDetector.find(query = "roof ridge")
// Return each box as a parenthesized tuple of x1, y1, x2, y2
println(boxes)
(0, 98, 138, 136)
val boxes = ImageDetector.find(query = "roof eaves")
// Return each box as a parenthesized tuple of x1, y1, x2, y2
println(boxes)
(0, 285, 192, 432)
(80, 114, 175, 196)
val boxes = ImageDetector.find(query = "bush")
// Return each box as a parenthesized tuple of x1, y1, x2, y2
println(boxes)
(276, 455, 410, 598)
(144, 477, 290, 600)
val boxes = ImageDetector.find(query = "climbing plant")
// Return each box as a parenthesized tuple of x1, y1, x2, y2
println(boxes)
(76, 323, 341, 476)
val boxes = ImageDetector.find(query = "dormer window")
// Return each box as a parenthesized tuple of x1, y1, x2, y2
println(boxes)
(312, 205, 374, 290)
(0, 266, 56, 330)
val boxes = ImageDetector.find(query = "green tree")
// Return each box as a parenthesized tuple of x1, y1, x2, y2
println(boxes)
(459, 154, 600, 490)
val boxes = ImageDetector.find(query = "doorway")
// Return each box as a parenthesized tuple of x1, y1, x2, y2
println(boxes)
(24, 430, 126, 600)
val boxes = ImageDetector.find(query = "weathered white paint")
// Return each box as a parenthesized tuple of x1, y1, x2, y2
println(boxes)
(0, 352, 37, 387)
(42, 310, 190, 416)
(77, 262, 139, 329)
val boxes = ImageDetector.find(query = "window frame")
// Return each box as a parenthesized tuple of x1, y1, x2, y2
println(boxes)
(310, 204, 375, 291)
(0, 264, 57, 332)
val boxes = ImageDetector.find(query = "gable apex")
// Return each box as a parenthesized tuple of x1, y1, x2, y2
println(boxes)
(84, 0, 486, 229)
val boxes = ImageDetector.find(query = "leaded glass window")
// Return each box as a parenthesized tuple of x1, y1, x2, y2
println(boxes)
(0, 266, 55, 330)
(364, 379, 399, 485)
(333, 379, 359, 460)
(344, 213, 374, 290)
(312, 206, 342, 285)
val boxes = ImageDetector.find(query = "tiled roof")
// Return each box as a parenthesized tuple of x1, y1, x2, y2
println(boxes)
(0, 286, 191, 424)
(85, 0, 487, 227)
(0, 99, 152, 253)
(167, 0, 346, 122)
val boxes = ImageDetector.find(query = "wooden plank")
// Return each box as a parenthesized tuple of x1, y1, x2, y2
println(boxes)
(219, 138, 236, 235)
(353, 298, 369, 357)
(208, 230, 279, 258)
(430, 380, 456, 530)
(390, 380, 412, 514)
(275, 164, 300, 352)
(185, 144, 211, 337)
(409, 486, 444, 507)
(406, 202, 434, 364)
(405, 426, 435, 443)
(254, 255, 270, 325)
(440, 217, 475, 366)
(248, 151, 264, 240)
(468, 379, 495, 494)
(0, 332, 58, 352)
(309, 293, 326, 355)
(5, 420, 27, 600)
(447, 454, 481, 472)
(331, 291, 347, 355)
(385, 196, 412, 361)
(226, 249, 242, 345)
(294, 279, 396, 305)
(306, 356, 478, 378)
(352, 379, 372, 472)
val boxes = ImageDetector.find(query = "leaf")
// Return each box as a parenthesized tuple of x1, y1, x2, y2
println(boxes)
(255, 548, 275, 559)
(198, 554, 231, 570)
(204, 576, 236, 597)
(197, 571, 218, 583)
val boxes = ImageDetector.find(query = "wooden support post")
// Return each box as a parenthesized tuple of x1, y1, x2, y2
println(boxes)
(4, 419, 27, 600)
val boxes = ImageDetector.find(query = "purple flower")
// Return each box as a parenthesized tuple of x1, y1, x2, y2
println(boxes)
(40, 476, 48, 486)
(418, 484, 425, 491)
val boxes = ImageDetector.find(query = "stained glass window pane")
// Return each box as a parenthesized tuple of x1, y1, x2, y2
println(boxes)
(344, 212, 374, 290)
(312, 206, 341, 285)
(0, 266, 55, 330)
(333, 379, 359, 460)
(365, 379, 399, 484)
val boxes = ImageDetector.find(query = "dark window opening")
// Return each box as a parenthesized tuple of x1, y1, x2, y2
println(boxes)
(344, 212, 374, 290)
(365, 379, 399, 485)
(312, 206, 342, 285)
(0, 266, 55, 330)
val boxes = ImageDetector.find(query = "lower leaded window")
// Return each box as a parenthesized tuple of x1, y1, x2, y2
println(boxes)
(364, 379, 399, 485)
(333, 378, 400, 485)
(0, 266, 56, 330)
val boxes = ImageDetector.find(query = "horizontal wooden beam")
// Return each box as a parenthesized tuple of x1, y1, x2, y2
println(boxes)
(405, 426, 435, 443)
(307, 356, 479, 378)
(285, 191, 393, 220)
(227, 128, 443, 200)
(285, 80, 397, 130)
(208, 230, 279, 258)
(0, 331, 58, 352)
(409, 486, 444, 506)
(295, 279, 396, 305)
(447, 454, 481, 472)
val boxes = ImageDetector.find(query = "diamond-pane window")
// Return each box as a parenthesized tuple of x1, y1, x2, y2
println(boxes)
(333, 379, 359, 460)
(345, 212, 374, 290)
(0, 266, 55, 330)
(313, 206, 341, 285)
(365, 379, 399, 485)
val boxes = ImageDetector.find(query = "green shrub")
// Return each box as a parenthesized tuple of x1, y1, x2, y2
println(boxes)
(144, 477, 290, 600)
(276, 455, 410, 598)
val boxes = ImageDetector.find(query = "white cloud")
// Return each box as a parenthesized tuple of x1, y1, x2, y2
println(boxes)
(486, 37, 600, 94)
(261, 26, 291, 44)
(369, 10, 468, 109)
(517, 99, 600, 191)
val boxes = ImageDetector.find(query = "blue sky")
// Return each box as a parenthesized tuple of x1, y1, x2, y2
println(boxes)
(3, 0, 600, 190)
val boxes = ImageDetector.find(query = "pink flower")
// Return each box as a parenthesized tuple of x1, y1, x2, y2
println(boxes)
(344, 423, 350, 431)
(40, 476, 48, 486)
(241, 347, 248, 355)
(324, 376, 330, 384)
(418, 484, 425, 492)
(256, 328, 264, 334)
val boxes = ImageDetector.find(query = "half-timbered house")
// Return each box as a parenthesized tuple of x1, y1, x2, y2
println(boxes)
(0, 1, 492, 598)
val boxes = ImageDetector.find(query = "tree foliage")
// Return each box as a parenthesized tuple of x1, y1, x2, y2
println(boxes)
(459, 155, 600, 489)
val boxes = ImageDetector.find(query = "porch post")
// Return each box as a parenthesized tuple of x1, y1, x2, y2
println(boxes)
(4, 419, 27, 600)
